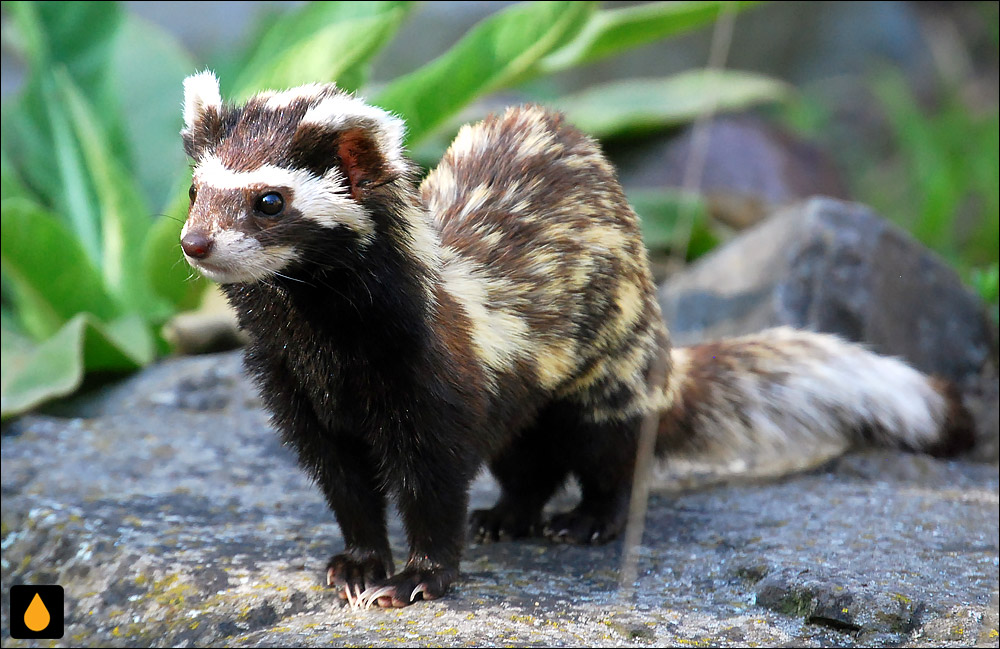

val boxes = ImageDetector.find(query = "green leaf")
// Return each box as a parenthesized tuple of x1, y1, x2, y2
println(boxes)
(0, 146, 33, 203)
(1, 198, 122, 340)
(865, 65, 998, 273)
(231, 1, 413, 98)
(375, 1, 595, 144)
(7, 1, 123, 89)
(970, 263, 999, 306)
(2, 2, 46, 70)
(554, 71, 790, 138)
(875, 73, 956, 250)
(0, 309, 33, 385)
(0, 312, 154, 420)
(539, 1, 760, 74)
(110, 13, 197, 211)
(86, 313, 156, 370)
(966, 113, 999, 265)
(55, 70, 164, 317)
(628, 189, 718, 259)
(1, 315, 82, 419)
(3, 2, 131, 198)
(1, 88, 63, 210)
(38, 72, 103, 263)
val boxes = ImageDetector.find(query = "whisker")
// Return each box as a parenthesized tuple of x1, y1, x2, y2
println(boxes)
(154, 212, 186, 224)
(273, 271, 311, 286)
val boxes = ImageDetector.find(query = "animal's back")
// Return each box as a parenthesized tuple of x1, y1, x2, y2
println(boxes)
(421, 106, 666, 410)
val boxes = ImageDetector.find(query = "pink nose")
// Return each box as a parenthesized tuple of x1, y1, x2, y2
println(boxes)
(181, 231, 214, 259)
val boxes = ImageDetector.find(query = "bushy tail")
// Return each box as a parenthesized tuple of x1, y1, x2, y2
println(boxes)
(657, 327, 974, 466)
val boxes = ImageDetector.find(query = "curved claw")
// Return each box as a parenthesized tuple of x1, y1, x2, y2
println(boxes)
(410, 583, 428, 603)
(358, 585, 397, 609)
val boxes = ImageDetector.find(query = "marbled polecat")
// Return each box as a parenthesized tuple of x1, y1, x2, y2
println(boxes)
(179, 72, 972, 608)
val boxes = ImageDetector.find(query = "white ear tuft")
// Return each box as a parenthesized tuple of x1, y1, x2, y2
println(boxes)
(183, 70, 223, 131)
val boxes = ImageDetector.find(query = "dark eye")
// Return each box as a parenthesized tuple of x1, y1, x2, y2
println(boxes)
(188, 184, 197, 202)
(254, 191, 285, 217)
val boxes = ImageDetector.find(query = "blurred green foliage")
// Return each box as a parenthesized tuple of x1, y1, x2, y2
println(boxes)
(1, 0, 783, 418)
(784, 63, 999, 323)
(868, 69, 998, 285)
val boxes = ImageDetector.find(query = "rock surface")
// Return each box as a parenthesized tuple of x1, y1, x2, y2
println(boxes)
(2, 349, 998, 647)
(659, 197, 999, 461)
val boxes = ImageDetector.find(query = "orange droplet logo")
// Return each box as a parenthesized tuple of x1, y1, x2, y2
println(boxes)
(24, 592, 51, 632)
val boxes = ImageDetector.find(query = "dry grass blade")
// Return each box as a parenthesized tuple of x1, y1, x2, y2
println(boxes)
(619, 4, 739, 600)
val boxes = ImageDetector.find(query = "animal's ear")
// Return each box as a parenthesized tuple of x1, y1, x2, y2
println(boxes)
(181, 70, 225, 160)
(291, 94, 407, 200)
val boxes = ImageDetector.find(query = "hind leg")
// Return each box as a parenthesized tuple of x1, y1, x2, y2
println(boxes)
(470, 404, 576, 542)
(543, 328, 667, 545)
(543, 413, 640, 544)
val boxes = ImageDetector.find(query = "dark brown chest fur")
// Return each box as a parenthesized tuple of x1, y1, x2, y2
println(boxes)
(230, 282, 421, 432)
(223, 273, 500, 470)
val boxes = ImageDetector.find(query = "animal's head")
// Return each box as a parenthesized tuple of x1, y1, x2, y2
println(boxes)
(179, 71, 409, 284)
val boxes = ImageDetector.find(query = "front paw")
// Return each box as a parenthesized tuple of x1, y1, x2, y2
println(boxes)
(354, 563, 457, 608)
(326, 549, 392, 601)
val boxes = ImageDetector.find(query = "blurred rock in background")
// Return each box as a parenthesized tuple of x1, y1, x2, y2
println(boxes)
(613, 116, 851, 231)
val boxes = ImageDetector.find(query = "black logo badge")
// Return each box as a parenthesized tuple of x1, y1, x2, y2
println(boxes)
(9, 585, 65, 639)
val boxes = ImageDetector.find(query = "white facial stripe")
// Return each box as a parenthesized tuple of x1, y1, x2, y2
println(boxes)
(301, 94, 407, 173)
(195, 155, 314, 191)
(193, 155, 375, 241)
(295, 170, 376, 240)
(183, 70, 222, 130)
(301, 94, 395, 131)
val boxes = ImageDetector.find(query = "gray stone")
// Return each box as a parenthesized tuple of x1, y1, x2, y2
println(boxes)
(658, 197, 999, 459)
(2, 350, 998, 647)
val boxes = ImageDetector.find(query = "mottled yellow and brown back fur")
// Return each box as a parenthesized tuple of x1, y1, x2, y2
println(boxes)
(424, 107, 670, 430)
